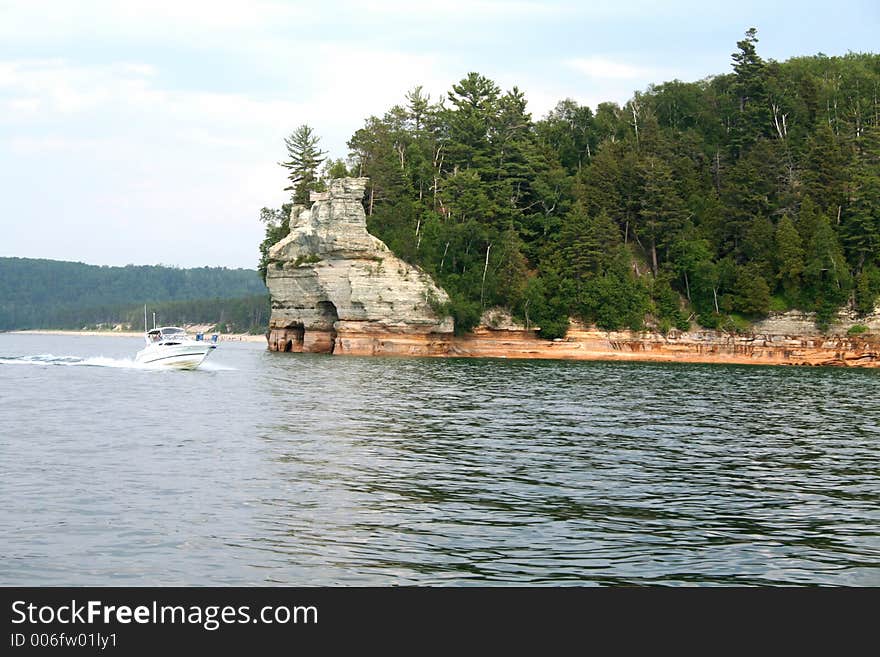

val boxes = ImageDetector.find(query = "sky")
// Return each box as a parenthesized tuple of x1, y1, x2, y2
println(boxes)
(1, 1, 878, 270)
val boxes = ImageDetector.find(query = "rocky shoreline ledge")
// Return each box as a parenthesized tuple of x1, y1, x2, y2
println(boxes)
(269, 322, 880, 368)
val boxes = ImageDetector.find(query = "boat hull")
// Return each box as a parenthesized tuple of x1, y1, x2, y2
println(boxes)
(135, 344, 215, 370)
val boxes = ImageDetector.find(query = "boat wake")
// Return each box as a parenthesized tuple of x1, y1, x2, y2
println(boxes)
(0, 354, 234, 370)
(0, 354, 152, 368)
(198, 361, 237, 371)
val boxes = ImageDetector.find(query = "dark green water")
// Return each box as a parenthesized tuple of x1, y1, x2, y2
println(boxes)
(1, 333, 878, 585)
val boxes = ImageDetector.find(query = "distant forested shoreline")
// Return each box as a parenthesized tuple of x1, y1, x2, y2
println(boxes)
(263, 29, 880, 336)
(0, 258, 268, 332)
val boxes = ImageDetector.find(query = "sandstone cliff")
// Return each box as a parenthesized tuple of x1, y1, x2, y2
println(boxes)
(445, 321, 880, 367)
(264, 178, 879, 367)
(265, 177, 453, 353)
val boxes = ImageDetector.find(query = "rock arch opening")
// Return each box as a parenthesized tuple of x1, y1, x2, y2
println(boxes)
(303, 301, 339, 354)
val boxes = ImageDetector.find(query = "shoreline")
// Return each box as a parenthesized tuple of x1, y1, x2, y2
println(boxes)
(5, 329, 267, 343)
(8, 326, 880, 367)
(268, 324, 880, 368)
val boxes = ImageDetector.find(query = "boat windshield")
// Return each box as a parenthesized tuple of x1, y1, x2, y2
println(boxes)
(145, 327, 188, 343)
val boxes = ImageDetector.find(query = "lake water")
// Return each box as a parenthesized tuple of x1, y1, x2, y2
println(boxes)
(1, 332, 878, 586)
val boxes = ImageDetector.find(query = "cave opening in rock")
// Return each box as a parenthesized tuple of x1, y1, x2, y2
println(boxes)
(283, 325, 304, 352)
(316, 301, 339, 354)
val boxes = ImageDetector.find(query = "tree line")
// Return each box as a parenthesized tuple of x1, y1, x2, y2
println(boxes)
(261, 29, 880, 336)
(0, 258, 268, 332)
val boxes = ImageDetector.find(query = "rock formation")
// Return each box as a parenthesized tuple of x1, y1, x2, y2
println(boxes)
(265, 177, 453, 353)
(446, 321, 880, 367)
(264, 177, 880, 367)
(753, 308, 880, 335)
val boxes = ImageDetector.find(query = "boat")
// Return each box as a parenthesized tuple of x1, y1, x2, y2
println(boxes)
(135, 326, 217, 370)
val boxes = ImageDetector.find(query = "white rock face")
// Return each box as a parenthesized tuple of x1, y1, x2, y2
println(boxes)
(266, 177, 452, 350)
(753, 308, 880, 336)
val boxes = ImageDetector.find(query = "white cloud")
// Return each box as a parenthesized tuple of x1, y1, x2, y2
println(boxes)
(0, 50, 464, 267)
(566, 56, 658, 80)
(7, 0, 832, 268)
(0, 48, 457, 151)
(0, 1, 309, 43)
(353, 0, 561, 18)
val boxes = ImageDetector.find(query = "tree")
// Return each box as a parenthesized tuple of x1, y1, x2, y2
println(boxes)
(855, 266, 880, 315)
(255, 45, 880, 337)
(257, 206, 290, 282)
(669, 236, 714, 304)
(636, 154, 687, 274)
(804, 215, 852, 328)
(774, 215, 804, 299)
(559, 205, 622, 281)
(444, 72, 500, 172)
(280, 124, 327, 205)
(651, 272, 690, 331)
(730, 264, 771, 316)
(842, 125, 880, 272)
(742, 213, 776, 280)
(536, 99, 596, 173)
(802, 123, 848, 212)
(729, 27, 771, 158)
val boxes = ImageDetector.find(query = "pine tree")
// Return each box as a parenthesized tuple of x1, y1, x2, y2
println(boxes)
(444, 72, 500, 172)
(774, 215, 805, 299)
(560, 204, 622, 279)
(636, 155, 686, 274)
(280, 124, 327, 205)
(802, 123, 848, 213)
(804, 215, 852, 326)
(729, 27, 771, 158)
(842, 125, 880, 271)
(536, 99, 596, 173)
(742, 214, 776, 280)
(730, 264, 771, 315)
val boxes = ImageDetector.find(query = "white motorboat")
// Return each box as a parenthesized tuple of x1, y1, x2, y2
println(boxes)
(135, 326, 217, 370)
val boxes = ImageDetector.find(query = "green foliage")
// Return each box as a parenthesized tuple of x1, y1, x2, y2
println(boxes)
(728, 27, 772, 157)
(769, 295, 790, 312)
(730, 264, 771, 316)
(774, 215, 805, 298)
(258, 30, 880, 338)
(722, 313, 754, 334)
(580, 270, 649, 331)
(560, 205, 621, 278)
(432, 297, 482, 336)
(847, 323, 869, 335)
(523, 274, 570, 339)
(128, 295, 269, 333)
(0, 258, 267, 331)
(258, 205, 290, 282)
(280, 124, 326, 204)
(652, 273, 691, 331)
(293, 254, 323, 267)
(854, 265, 880, 315)
(803, 215, 852, 325)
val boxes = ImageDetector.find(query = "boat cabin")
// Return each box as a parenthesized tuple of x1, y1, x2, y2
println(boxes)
(146, 326, 188, 344)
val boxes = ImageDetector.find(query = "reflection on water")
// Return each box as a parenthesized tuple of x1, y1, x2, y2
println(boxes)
(1, 334, 879, 585)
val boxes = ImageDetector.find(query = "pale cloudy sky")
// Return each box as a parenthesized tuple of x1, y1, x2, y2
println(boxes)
(1, 0, 877, 269)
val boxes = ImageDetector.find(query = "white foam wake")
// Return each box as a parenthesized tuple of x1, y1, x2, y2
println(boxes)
(2, 354, 161, 369)
(0, 353, 236, 371)
(199, 361, 237, 371)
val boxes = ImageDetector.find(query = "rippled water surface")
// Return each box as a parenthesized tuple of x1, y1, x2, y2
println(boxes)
(1, 333, 878, 585)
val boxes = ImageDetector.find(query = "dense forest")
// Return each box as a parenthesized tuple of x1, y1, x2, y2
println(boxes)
(264, 30, 880, 336)
(0, 258, 268, 332)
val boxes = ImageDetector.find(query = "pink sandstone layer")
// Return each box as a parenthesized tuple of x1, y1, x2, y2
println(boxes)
(267, 324, 880, 367)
